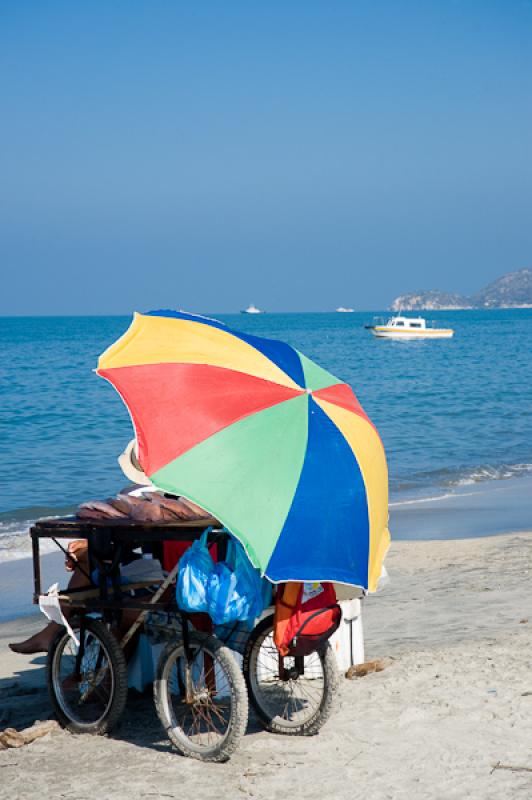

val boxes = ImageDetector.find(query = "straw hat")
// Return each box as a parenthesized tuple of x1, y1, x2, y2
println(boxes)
(118, 439, 152, 486)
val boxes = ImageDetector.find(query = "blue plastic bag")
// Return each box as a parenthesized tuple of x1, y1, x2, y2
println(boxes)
(175, 528, 215, 613)
(207, 536, 271, 625)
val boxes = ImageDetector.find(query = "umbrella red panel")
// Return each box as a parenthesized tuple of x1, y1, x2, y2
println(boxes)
(98, 363, 303, 476)
(313, 383, 368, 419)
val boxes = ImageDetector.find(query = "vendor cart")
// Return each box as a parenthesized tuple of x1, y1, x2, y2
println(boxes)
(30, 517, 338, 762)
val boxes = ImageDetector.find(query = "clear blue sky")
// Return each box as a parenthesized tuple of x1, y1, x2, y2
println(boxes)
(1, 0, 531, 313)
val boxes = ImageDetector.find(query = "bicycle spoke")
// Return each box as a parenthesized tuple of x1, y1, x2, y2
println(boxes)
(249, 626, 327, 728)
(165, 642, 236, 750)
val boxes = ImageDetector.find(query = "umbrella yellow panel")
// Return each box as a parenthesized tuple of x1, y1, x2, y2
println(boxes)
(315, 398, 390, 592)
(98, 312, 300, 390)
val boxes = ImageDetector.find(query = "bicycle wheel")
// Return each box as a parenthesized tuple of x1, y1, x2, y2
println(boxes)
(154, 632, 248, 762)
(243, 613, 339, 735)
(46, 616, 128, 735)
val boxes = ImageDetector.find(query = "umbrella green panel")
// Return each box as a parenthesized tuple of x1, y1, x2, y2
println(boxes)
(151, 394, 309, 571)
(297, 351, 341, 392)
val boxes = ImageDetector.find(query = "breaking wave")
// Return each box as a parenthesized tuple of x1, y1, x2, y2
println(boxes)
(445, 463, 532, 486)
(0, 505, 75, 563)
(391, 462, 532, 495)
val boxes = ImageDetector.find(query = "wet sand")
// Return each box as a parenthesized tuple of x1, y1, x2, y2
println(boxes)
(0, 551, 64, 622)
(1, 531, 532, 799)
(390, 474, 532, 540)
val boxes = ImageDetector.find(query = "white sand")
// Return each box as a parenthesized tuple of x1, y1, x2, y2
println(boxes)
(1, 531, 532, 799)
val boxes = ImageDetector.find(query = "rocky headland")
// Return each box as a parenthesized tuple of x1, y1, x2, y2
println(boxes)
(391, 268, 532, 311)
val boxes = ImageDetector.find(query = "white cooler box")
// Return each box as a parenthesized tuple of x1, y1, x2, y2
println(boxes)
(329, 597, 364, 671)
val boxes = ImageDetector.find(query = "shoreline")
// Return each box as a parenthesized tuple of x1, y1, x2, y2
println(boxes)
(2, 470, 532, 549)
(1, 472, 532, 623)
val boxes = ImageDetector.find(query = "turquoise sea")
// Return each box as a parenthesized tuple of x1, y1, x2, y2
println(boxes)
(1, 310, 531, 561)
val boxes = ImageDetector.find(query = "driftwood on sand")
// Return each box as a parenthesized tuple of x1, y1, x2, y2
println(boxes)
(345, 658, 390, 679)
(0, 720, 60, 750)
(490, 761, 532, 775)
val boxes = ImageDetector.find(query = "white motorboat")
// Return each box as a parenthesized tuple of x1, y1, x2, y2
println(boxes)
(336, 306, 354, 313)
(366, 315, 454, 339)
(241, 303, 264, 314)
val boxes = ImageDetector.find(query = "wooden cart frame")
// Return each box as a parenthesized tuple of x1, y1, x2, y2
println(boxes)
(29, 516, 338, 760)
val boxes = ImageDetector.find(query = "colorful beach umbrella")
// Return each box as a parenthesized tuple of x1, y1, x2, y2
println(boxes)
(97, 311, 390, 591)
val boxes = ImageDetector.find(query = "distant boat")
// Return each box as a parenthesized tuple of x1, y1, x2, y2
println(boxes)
(241, 304, 264, 314)
(365, 315, 454, 339)
(336, 307, 354, 313)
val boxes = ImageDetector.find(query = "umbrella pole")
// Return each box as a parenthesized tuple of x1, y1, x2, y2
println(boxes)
(278, 653, 287, 682)
(120, 561, 180, 649)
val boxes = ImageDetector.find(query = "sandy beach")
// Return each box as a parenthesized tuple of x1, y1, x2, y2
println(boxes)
(1, 530, 531, 800)
(3, 0, 532, 796)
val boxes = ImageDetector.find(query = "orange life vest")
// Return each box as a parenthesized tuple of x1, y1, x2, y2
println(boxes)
(273, 581, 341, 657)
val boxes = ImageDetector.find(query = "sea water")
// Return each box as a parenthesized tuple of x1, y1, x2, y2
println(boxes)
(1, 309, 531, 560)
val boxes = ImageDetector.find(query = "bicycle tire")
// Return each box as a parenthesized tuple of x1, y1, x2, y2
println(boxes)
(46, 616, 128, 735)
(243, 613, 339, 735)
(154, 632, 248, 762)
